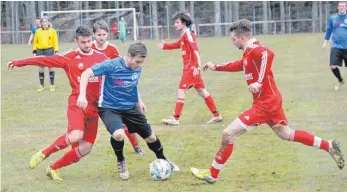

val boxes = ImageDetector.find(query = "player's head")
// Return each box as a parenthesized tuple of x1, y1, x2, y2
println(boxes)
(173, 12, 192, 31)
(40, 17, 50, 29)
(74, 26, 93, 53)
(121, 17, 125, 22)
(126, 42, 147, 70)
(338, 1, 347, 14)
(93, 20, 109, 45)
(35, 18, 41, 26)
(229, 19, 252, 50)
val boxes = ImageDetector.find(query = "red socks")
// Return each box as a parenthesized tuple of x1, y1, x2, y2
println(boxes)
(204, 95, 219, 117)
(290, 130, 330, 152)
(210, 144, 234, 179)
(173, 98, 185, 120)
(42, 134, 70, 157)
(50, 147, 82, 170)
(124, 125, 139, 148)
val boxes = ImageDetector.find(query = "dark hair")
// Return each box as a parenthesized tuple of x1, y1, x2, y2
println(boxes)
(75, 25, 93, 39)
(128, 42, 147, 57)
(93, 20, 109, 33)
(173, 12, 192, 27)
(229, 19, 252, 37)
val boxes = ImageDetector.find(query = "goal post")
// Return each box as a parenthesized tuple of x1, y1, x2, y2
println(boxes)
(41, 8, 138, 42)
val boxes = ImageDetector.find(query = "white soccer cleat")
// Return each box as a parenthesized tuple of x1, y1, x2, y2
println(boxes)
(206, 114, 223, 124)
(334, 80, 345, 91)
(162, 117, 179, 126)
(167, 160, 180, 172)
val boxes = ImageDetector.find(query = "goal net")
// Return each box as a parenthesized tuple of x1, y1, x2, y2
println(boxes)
(41, 8, 138, 43)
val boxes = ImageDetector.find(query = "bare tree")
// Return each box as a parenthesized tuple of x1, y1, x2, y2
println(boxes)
(96, 1, 102, 9)
(179, 2, 185, 12)
(319, 1, 323, 32)
(224, 1, 229, 35)
(190, 1, 194, 18)
(262, 1, 268, 34)
(139, 1, 144, 26)
(151, 1, 159, 40)
(280, 1, 285, 33)
(214, 1, 221, 36)
(312, 1, 318, 33)
(232, 2, 239, 21)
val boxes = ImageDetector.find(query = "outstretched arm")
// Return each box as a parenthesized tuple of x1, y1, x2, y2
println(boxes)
(158, 39, 181, 50)
(8, 54, 69, 69)
(203, 60, 243, 72)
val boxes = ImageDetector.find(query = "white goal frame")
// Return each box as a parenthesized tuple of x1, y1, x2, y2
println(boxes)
(41, 8, 138, 41)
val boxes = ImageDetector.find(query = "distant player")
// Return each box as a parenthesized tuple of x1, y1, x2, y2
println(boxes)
(322, 1, 347, 91)
(33, 17, 59, 92)
(92, 20, 145, 155)
(77, 42, 180, 180)
(118, 17, 128, 46)
(190, 19, 345, 184)
(28, 18, 41, 45)
(8, 26, 108, 180)
(158, 13, 222, 125)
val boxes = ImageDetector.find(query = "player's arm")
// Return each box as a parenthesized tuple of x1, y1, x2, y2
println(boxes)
(323, 17, 333, 48)
(77, 60, 116, 110)
(32, 31, 39, 54)
(52, 29, 59, 53)
(203, 60, 243, 72)
(137, 87, 147, 113)
(185, 36, 201, 67)
(8, 54, 69, 70)
(158, 39, 181, 50)
(28, 33, 34, 45)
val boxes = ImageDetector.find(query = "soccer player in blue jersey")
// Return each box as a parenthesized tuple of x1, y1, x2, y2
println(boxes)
(323, 1, 347, 91)
(77, 42, 180, 180)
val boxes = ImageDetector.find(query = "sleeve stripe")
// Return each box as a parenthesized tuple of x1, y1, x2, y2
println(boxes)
(194, 51, 201, 67)
(258, 51, 268, 83)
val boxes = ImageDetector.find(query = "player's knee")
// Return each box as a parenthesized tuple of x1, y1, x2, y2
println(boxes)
(112, 129, 125, 141)
(196, 88, 209, 98)
(330, 65, 337, 69)
(68, 131, 84, 143)
(79, 143, 93, 156)
(273, 125, 292, 141)
(222, 129, 235, 144)
(145, 133, 157, 143)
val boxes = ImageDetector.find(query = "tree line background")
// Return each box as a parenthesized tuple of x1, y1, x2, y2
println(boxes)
(0, 1, 340, 44)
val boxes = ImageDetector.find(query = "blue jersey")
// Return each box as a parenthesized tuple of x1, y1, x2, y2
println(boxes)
(325, 13, 347, 49)
(91, 57, 141, 110)
(31, 25, 39, 34)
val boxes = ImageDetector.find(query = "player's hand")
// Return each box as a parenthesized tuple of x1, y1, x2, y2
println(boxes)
(33, 53, 36, 57)
(322, 40, 327, 48)
(138, 101, 147, 113)
(203, 61, 216, 71)
(27, 42, 31, 46)
(77, 95, 88, 110)
(248, 82, 262, 93)
(7, 61, 15, 70)
(157, 40, 165, 49)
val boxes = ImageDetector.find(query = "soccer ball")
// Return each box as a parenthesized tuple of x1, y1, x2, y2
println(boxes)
(149, 159, 172, 181)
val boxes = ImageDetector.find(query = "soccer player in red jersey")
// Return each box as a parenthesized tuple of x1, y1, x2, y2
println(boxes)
(92, 20, 145, 155)
(190, 19, 345, 184)
(158, 13, 222, 125)
(7, 26, 109, 180)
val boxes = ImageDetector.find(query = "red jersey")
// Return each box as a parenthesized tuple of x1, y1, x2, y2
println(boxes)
(91, 41, 120, 59)
(12, 49, 108, 108)
(215, 39, 281, 106)
(162, 29, 201, 72)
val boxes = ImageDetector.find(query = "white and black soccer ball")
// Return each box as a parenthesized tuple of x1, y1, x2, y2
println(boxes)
(149, 159, 172, 181)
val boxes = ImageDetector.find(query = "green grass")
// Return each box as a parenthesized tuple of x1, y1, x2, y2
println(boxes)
(1, 34, 347, 192)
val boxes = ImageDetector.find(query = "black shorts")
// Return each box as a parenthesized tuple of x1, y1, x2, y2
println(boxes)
(330, 48, 347, 67)
(36, 48, 54, 56)
(98, 106, 152, 139)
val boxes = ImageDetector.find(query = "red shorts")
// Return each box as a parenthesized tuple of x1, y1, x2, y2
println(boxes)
(179, 71, 205, 90)
(67, 105, 99, 144)
(237, 104, 288, 131)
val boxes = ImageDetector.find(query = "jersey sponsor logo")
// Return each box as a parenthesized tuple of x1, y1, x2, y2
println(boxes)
(132, 72, 139, 81)
(77, 76, 99, 82)
(78, 63, 84, 69)
(245, 73, 253, 80)
(114, 78, 125, 86)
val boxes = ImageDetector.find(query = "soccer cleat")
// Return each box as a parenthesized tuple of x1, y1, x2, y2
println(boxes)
(162, 117, 179, 126)
(117, 159, 130, 180)
(190, 167, 217, 184)
(37, 85, 45, 92)
(334, 80, 345, 91)
(45, 167, 63, 181)
(29, 150, 46, 169)
(166, 160, 180, 172)
(134, 146, 145, 155)
(329, 140, 345, 170)
(206, 114, 223, 124)
(49, 85, 55, 92)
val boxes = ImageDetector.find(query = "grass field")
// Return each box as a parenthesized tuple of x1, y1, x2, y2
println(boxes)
(1, 34, 347, 192)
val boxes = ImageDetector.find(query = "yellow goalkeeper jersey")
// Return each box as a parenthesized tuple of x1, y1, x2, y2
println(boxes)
(33, 28, 58, 51)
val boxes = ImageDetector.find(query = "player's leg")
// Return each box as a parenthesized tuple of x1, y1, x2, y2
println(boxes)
(196, 87, 222, 124)
(36, 49, 45, 92)
(124, 106, 180, 172)
(30, 106, 84, 169)
(98, 107, 129, 180)
(44, 48, 55, 91)
(330, 48, 344, 91)
(124, 124, 145, 155)
(162, 88, 185, 125)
